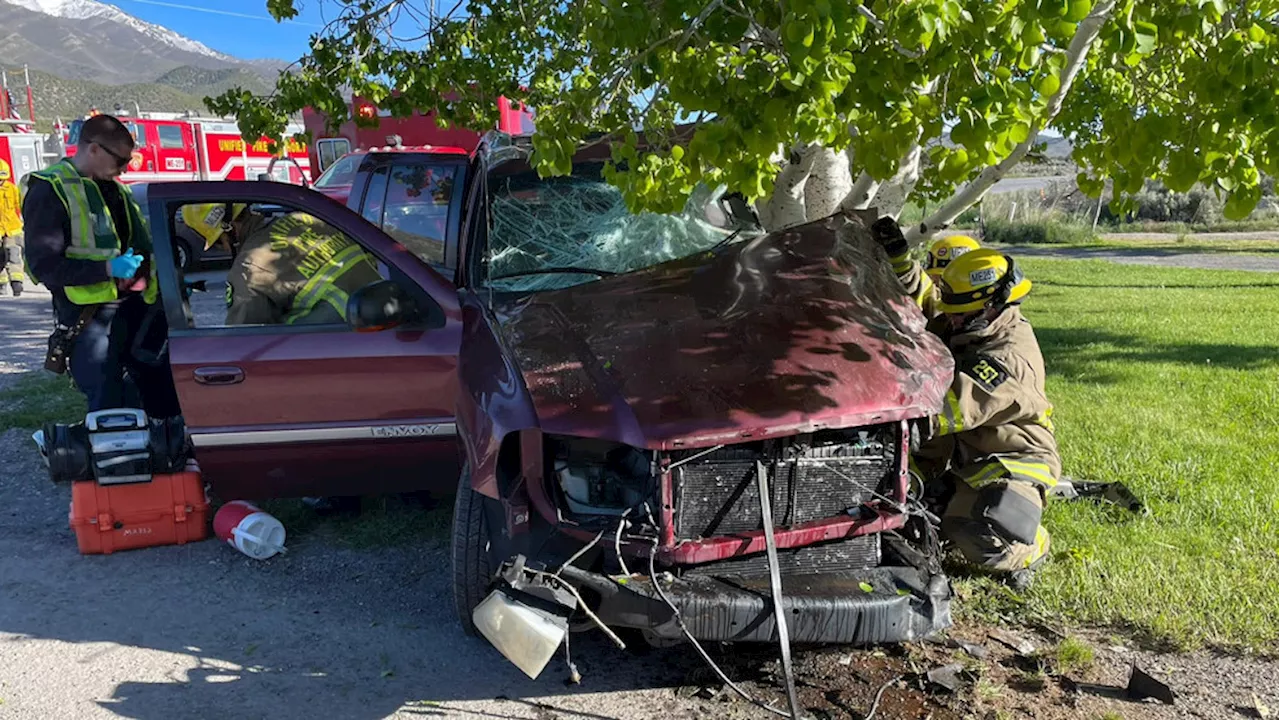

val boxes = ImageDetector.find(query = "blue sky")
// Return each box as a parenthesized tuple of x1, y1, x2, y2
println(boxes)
(113, 0, 326, 61)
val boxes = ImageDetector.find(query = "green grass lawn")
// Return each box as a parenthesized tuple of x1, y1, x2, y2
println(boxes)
(0, 373, 85, 430)
(956, 258, 1279, 654)
(971, 220, 1277, 252)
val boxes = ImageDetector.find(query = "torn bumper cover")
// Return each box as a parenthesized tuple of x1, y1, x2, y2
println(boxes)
(561, 564, 952, 645)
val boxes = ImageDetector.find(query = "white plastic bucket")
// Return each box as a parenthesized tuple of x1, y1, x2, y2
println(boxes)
(214, 501, 287, 560)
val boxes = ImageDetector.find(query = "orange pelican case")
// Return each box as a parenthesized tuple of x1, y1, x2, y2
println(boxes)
(69, 470, 210, 555)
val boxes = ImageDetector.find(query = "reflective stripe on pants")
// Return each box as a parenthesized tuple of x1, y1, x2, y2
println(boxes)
(962, 456, 1057, 488)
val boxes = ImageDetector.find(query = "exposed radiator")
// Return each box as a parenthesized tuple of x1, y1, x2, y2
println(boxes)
(672, 427, 896, 540)
(683, 535, 882, 579)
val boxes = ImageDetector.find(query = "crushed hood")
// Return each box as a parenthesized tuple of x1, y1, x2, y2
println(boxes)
(493, 212, 954, 450)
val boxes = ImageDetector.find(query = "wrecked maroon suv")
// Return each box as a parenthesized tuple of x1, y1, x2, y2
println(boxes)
(450, 136, 957, 677)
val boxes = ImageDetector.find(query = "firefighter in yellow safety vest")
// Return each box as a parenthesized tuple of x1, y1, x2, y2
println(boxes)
(181, 203, 384, 326)
(21, 114, 178, 417)
(0, 159, 26, 296)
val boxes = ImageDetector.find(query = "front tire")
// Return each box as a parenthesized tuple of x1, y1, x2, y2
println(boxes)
(451, 463, 493, 636)
(175, 237, 193, 272)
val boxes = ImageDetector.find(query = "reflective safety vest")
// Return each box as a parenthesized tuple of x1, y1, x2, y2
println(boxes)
(30, 159, 156, 305)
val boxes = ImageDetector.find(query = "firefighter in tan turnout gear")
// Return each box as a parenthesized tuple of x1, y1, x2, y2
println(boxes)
(872, 218, 1059, 588)
(181, 203, 383, 326)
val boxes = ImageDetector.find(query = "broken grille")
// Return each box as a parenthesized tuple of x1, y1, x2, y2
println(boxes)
(671, 427, 896, 540)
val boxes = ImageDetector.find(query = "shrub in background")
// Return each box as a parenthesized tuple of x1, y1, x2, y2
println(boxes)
(982, 218, 1095, 245)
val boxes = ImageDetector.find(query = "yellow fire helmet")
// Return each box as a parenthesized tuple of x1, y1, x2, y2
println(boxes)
(181, 203, 246, 249)
(937, 248, 1032, 314)
(0, 159, 11, 182)
(924, 234, 980, 280)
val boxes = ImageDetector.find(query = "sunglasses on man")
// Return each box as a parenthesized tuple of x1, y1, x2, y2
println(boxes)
(93, 141, 132, 170)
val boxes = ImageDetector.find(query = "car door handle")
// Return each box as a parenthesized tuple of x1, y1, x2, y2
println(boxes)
(193, 366, 244, 385)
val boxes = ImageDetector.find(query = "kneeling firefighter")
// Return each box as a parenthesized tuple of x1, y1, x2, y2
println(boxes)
(181, 203, 383, 326)
(910, 244, 1060, 589)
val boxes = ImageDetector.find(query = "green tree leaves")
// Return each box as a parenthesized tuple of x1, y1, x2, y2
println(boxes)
(215, 0, 1276, 220)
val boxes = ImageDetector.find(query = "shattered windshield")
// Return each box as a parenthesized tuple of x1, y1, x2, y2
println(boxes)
(485, 161, 760, 293)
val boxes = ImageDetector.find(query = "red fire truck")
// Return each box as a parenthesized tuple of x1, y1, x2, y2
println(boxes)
(302, 95, 534, 174)
(65, 110, 311, 185)
(0, 117, 44, 187)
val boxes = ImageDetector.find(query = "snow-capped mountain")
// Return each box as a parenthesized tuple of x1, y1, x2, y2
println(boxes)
(5, 0, 235, 61)
(0, 0, 284, 85)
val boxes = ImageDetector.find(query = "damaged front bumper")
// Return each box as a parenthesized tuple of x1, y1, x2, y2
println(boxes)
(477, 559, 952, 678)
(561, 563, 952, 645)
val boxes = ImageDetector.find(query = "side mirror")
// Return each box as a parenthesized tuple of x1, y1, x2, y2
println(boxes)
(346, 280, 418, 332)
(257, 173, 273, 182)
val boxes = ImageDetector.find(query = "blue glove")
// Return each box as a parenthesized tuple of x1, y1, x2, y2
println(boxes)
(108, 249, 143, 279)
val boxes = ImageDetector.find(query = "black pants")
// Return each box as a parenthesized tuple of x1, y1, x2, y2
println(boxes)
(61, 293, 181, 418)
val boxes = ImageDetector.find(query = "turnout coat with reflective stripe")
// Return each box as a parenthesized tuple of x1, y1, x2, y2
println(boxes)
(225, 212, 383, 326)
(917, 305, 1061, 488)
(888, 252, 942, 320)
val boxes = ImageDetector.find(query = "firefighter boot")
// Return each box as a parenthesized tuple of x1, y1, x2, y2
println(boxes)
(10, 281, 21, 297)
(1007, 525, 1051, 591)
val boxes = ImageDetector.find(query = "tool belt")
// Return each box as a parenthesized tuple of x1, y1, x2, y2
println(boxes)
(45, 304, 100, 375)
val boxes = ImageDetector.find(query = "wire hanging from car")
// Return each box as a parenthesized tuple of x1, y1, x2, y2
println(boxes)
(614, 509, 632, 578)
(555, 528, 604, 578)
(642, 505, 798, 720)
(817, 459, 939, 523)
(863, 673, 902, 720)
(666, 444, 726, 471)
(526, 568, 627, 650)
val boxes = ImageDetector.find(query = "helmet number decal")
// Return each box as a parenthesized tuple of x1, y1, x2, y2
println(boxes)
(969, 268, 998, 286)
(962, 354, 1009, 392)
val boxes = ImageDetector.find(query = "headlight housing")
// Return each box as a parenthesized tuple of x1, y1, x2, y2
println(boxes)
(545, 436, 654, 518)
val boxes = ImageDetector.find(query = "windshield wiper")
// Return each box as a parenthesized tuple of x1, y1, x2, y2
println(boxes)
(490, 266, 618, 281)
(708, 226, 750, 253)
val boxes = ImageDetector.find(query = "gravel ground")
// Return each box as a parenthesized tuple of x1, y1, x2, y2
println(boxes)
(2, 275, 1276, 720)
(0, 427, 717, 720)
(992, 244, 1279, 273)
(185, 270, 228, 328)
(0, 283, 54, 392)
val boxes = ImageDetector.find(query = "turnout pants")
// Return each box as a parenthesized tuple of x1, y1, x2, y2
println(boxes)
(940, 479, 1050, 573)
(60, 293, 181, 418)
(1, 233, 24, 288)
(915, 443, 1051, 574)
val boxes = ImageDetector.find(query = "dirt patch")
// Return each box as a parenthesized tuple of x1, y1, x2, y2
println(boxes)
(708, 621, 1279, 719)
